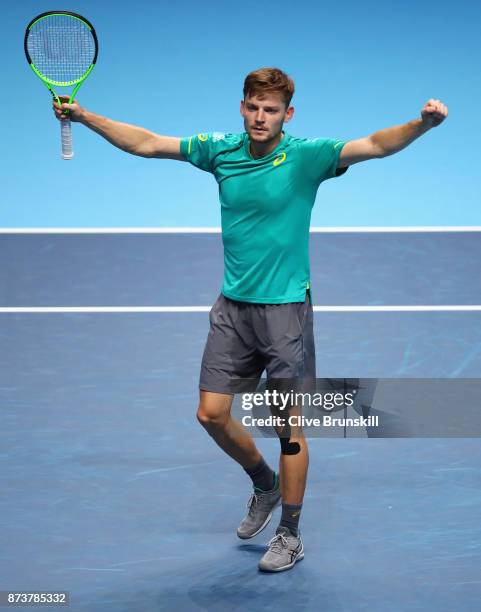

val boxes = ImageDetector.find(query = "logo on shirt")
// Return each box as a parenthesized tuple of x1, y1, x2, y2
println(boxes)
(273, 152, 286, 167)
(198, 133, 209, 142)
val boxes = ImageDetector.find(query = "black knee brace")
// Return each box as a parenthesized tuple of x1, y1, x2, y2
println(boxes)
(279, 424, 301, 455)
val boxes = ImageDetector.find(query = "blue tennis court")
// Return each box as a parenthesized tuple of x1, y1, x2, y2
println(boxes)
(2, 230, 481, 611)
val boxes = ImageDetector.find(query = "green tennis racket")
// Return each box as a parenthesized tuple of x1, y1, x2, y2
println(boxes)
(24, 10, 98, 159)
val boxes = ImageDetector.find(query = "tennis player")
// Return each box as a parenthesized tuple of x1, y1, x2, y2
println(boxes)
(53, 68, 447, 572)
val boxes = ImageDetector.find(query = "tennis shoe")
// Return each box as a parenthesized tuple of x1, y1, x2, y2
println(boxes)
(237, 474, 281, 539)
(258, 526, 304, 572)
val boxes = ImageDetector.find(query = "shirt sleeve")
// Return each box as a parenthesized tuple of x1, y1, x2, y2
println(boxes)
(300, 137, 348, 184)
(179, 132, 221, 173)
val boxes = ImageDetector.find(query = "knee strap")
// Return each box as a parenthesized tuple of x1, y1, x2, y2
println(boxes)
(279, 424, 301, 455)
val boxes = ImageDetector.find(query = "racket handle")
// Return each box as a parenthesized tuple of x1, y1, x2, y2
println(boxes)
(61, 118, 74, 160)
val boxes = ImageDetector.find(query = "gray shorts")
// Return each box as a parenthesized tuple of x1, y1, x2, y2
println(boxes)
(199, 291, 316, 394)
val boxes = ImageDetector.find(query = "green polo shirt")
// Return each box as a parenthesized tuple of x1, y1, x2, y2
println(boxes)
(180, 131, 347, 303)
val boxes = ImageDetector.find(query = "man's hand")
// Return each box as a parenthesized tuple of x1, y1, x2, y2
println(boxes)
(421, 99, 448, 128)
(53, 95, 85, 122)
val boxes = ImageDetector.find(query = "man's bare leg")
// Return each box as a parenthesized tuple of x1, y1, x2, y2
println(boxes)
(279, 431, 308, 505)
(275, 403, 308, 504)
(196, 390, 261, 469)
(258, 408, 307, 572)
(197, 390, 281, 539)
(275, 405, 308, 537)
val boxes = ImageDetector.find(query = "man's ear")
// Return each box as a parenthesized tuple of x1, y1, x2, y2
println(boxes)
(240, 99, 246, 117)
(284, 106, 295, 123)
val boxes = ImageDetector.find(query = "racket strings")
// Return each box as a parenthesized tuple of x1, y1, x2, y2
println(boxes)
(27, 14, 96, 84)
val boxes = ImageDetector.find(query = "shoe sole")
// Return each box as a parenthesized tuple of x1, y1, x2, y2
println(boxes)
(236, 497, 282, 540)
(258, 548, 304, 573)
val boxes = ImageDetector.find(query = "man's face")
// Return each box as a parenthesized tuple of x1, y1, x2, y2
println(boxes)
(240, 93, 294, 143)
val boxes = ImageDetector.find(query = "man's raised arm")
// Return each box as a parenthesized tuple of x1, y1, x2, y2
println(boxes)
(53, 96, 184, 160)
(338, 98, 449, 168)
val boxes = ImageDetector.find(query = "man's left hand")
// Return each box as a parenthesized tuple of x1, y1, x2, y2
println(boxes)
(421, 99, 448, 128)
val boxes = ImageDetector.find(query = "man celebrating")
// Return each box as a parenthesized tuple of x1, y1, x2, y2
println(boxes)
(54, 67, 448, 572)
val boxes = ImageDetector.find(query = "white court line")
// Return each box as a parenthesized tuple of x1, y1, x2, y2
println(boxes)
(2, 305, 481, 314)
(1, 227, 481, 234)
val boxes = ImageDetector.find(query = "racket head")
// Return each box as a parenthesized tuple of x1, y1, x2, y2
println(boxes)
(24, 11, 98, 87)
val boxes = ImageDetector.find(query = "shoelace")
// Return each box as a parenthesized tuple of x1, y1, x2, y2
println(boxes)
(246, 493, 258, 515)
(266, 532, 289, 554)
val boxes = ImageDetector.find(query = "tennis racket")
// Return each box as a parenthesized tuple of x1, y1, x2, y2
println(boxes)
(24, 10, 98, 160)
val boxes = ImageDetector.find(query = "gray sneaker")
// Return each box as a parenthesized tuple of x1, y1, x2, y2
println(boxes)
(258, 526, 304, 572)
(236, 474, 281, 540)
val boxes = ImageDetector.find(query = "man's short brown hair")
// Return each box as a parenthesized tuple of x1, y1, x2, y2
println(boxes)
(243, 67, 295, 107)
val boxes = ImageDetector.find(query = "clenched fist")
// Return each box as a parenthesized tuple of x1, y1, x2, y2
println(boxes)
(421, 99, 448, 128)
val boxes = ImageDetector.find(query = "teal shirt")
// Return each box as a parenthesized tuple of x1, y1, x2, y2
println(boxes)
(180, 131, 347, 303)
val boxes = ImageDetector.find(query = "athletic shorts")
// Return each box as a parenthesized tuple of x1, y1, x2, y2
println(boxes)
(199, 290, 316, 395)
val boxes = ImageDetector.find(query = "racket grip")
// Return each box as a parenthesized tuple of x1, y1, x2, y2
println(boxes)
(61, 118, 74, 160)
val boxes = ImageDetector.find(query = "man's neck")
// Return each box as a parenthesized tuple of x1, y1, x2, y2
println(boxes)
(249, 131, 284, 159)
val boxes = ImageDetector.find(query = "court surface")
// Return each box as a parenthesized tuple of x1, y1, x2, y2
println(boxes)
(2, 230, 481, 611)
